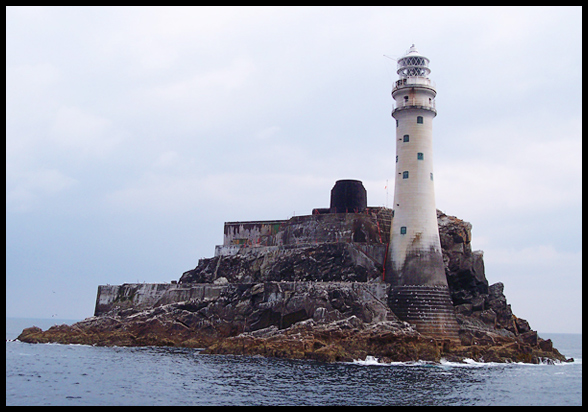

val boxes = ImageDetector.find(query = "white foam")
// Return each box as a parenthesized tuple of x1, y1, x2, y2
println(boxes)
(351, 356, 437, 367)
(439, 358, 498, 368)
(352, 355, 385, 366)
(351, 355, 580, 368)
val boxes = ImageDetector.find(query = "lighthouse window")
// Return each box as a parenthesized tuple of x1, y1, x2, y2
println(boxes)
(403, 171, 409, 179)
(417, 152, 424, 160)
(396, 155, 398, 163)
(403, 134, 409, 142)
(430, 172, 434, 181)
(400, 226, 407, 235)
(417, 116, 424, 124)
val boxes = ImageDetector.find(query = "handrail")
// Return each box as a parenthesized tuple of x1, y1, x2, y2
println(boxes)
(393, 77, 436, 91)
(392, 99, 436, 113)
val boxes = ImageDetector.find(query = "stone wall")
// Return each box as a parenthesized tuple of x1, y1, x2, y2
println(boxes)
(216, 208, 392, 257)
(93, 281, 393, 329)
(94, 283, 228, 316)
(223, 220, 286, 247)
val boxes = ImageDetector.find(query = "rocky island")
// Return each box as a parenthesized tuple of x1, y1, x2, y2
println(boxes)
(18, 198, 570, 364)
(18, 46, 570, 365)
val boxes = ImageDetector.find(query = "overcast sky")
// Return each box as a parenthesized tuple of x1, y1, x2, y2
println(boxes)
(6, 6, 581, 333)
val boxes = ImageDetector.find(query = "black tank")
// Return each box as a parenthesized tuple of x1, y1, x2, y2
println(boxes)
(329, 180, 367, 214)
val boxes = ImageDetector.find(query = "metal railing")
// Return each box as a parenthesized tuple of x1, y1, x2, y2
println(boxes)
(392, 98, 436, 114)
(393, 77, 436, 91)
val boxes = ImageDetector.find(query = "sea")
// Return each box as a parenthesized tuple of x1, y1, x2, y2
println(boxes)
(6, 317, 582, 406)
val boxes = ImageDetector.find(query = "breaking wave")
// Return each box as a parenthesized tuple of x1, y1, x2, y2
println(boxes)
(351, 355, 579, 368)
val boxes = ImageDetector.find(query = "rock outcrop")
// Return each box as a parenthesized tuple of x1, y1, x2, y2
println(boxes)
(17, 210, 571, 364)
(180, 242, 386, 284)
(437, 211, 534, 345)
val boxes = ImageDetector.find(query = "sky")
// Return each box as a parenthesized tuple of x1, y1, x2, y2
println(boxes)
(6, 6, 582, 333)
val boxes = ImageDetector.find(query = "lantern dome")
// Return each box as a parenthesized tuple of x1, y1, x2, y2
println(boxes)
(396, 44, 431, 78)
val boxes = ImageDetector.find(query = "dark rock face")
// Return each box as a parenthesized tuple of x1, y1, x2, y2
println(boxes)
(436, 210, 532, 344)
(438, 211, 488, 299)
(180, 242, 385, 284)
(18, 210, 571, 364)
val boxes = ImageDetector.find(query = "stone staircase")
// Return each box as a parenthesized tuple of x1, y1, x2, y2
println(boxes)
(388, 285, 460, 342)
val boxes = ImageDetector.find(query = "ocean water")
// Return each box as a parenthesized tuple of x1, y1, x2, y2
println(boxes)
(6, 318, 582, 406)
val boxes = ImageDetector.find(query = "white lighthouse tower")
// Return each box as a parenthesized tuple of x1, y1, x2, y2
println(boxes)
(386, 45, 459, 341)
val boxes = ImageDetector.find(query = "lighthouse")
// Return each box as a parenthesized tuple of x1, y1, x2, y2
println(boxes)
(386, 45, 460, 341)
